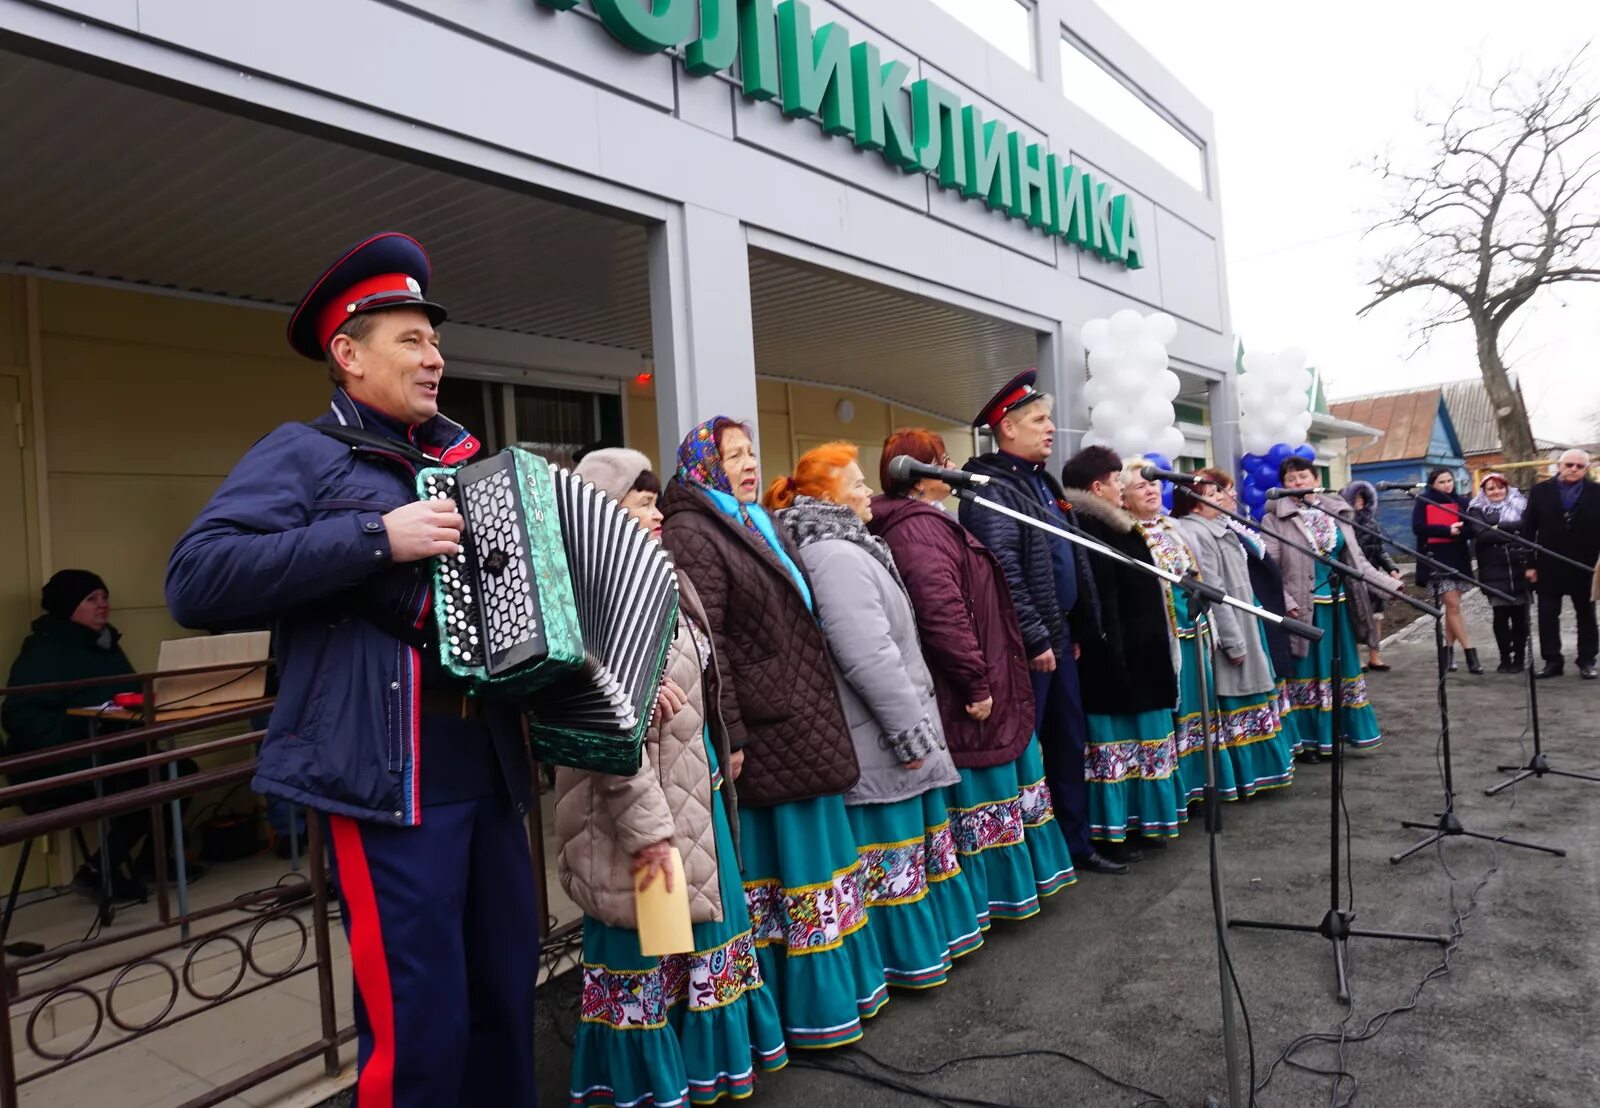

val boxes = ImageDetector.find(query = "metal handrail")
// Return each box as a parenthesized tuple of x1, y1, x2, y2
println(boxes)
(0, 701, 270, 780)
(0, 732, 264, 810)
(0, 659, 275, 698)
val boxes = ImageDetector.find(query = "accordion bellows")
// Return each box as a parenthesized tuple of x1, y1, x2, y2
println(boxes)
(417, 447, 679, 774)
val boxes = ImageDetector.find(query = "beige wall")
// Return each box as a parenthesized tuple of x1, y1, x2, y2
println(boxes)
(37, 281, 325, 670)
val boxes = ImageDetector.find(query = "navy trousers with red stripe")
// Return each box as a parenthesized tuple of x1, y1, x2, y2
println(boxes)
(326, 792, 539, 1108)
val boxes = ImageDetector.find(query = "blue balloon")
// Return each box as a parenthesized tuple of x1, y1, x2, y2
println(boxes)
(1293, 443, 1317, 462)
(1143, 451, 1173, 472)
(1266, 442, 1294, 468)
(1250, 459, 1278, 488)
(1161, 484, 1174, 511)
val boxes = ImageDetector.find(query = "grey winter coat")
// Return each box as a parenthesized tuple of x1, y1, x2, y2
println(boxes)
(1260, 494, 1402, 659)
(780, 498, 961, 806)
(1177, 513, 1275, 696)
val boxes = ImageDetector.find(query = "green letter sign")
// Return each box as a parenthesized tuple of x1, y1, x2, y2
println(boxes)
(538, 0, 1142, 268)
(591, 0, 692, 53)
(777, 1, 854, 136)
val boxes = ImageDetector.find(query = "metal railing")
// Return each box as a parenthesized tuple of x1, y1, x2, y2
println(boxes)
(0, 668, 352, 1108)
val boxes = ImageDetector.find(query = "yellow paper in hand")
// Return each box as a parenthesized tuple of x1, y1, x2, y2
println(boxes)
(635, 846, 694, 956)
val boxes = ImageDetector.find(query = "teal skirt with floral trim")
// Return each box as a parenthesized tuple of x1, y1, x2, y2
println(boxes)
(1284, 596, 1382, 754)
(569, 740, 789, 1106)
(846, 796, 953, 990)
(1085, 710, 1185, 842)
(741, 794, 888, 1049)
(918, 787, 987, 961)
(950, 736, 1075, 922)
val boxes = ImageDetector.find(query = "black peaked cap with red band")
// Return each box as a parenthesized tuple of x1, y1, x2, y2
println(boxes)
(972, 368, 1044, 429)
(287, 232, 448, 361)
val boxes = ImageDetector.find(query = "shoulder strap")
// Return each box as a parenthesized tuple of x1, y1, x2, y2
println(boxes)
(308, 423, 434, 470)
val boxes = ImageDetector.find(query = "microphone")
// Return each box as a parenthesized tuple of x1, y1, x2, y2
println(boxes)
(1140, 465, 1197, 484)
(1266, 486, 1325, 500)
(885, 455, 990, 488)
(1375, 480, 1425, 492)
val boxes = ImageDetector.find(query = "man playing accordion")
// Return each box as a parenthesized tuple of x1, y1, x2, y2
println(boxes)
(166, 233, 539, 1108)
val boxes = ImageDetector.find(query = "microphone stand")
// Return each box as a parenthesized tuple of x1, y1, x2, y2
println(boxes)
(955, 484, 1319, 1108)
(1330, 498, 1564, 862)
(1199, 491, 1448, 1003)
(1381, 490, 1600, 797)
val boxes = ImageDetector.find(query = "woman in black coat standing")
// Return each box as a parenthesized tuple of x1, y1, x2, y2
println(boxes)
(1412, 466, 1480, 674)
(1468, 472, 1531, 672)
(1341, 480, 1402, 671)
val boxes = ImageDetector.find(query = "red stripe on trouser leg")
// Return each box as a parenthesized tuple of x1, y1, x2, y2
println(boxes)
(329, 816, 396, 1108)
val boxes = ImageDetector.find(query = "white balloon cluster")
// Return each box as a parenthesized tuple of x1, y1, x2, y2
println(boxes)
(1237, 346, 1315, 456)
(1080, 309, 1186, 462)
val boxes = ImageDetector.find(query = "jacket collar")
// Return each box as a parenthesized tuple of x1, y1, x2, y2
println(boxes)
(327, 388, 479, 466)
(1270, 491, 1352, 520)
(662, 479, 809, 597)
(1061, 487, 1134, 533)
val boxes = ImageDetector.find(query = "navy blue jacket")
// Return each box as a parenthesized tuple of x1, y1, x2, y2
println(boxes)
(166, 390, 531, 827)
(959, 452, 1100, 658)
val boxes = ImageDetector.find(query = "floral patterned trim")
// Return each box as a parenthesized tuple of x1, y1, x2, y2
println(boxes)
(1084, 736, 1179, 785)
(1018, 776, 1057, 828)
(854, 834, 930, 907)
(1284, 674, 1372, 713)
(923, 820, 960, 884)
(744, 861, 869, 955)
(578, 929, 766, 1032)
(951, 795, 1025, 855)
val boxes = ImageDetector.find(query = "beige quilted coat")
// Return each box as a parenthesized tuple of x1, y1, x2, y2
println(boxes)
(553, 578, 735, 929)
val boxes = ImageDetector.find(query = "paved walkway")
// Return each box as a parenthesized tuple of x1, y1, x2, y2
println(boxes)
(534, 601, 1600, 1107)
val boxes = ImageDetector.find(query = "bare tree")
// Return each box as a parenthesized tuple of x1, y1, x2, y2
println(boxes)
(1361, 50, 1600, 463)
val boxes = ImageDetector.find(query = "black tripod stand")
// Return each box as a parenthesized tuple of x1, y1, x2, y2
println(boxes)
(1212, 493, 1448, 1002)
(1486, 591, 1600, 794)
(955, 484, 1320, 1108)
(1334, 499, 1564, 862)
(1392, 491, 1600, 797)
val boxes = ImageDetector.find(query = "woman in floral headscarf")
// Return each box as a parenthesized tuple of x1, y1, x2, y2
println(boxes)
(659, 418, 888, 1050)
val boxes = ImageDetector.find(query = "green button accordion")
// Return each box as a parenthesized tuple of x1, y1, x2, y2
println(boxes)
(416, 446, 678, 774)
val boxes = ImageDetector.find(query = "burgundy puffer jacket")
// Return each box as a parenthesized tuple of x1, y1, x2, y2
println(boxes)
(660, 479, 859, 807)
(868, 495, 1035, 768)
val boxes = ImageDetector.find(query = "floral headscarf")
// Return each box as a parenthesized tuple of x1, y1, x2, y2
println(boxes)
(1469, 472, 1528, 524)
(677, 416, 761, 536)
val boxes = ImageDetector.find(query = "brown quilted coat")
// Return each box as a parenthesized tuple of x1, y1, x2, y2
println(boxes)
(552, 577, 736, 928)
(659, 479, 859, 807)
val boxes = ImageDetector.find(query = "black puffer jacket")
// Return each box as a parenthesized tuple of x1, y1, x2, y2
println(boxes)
(959, 453, 1099, 658)
(1469, 502, 1531, 600)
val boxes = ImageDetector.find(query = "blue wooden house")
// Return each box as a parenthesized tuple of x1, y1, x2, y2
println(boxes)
(1328, 387, 1468, 540)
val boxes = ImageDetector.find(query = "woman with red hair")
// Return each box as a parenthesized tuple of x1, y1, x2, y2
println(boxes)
(870, 429, 1076, 928)
(766, 443, 977, 991)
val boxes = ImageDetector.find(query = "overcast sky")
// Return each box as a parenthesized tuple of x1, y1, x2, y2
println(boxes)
(1054, 1, 1600, 441)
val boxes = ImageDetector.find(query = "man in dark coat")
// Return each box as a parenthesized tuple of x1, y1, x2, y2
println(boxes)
(1522, 450, 1600, 679)
(166, 233, 538, 1107)
(960, 371, 1125, 876)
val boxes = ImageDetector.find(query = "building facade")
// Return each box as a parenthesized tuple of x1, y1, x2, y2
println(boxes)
(0, 1, 1245, 922)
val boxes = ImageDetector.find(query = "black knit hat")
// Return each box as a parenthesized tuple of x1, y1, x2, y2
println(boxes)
(41, 570, 107, 620)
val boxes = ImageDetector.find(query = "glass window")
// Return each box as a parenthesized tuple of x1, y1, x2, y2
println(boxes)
(1059, 37, 1206, 192)
(925, 0, 1035, 72)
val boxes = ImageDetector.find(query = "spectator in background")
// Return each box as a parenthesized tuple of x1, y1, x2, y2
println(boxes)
(2, 570, 145, 900)
(1341, 480, 1403, 672)
(1412, 467, 1480, 674)
(1523, 449, 1600, 679)
(1468, 472, 1532, 673)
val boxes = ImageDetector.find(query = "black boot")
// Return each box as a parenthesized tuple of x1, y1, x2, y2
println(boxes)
(1496, 650, 1516, 673)
(1465, 648, 1484, 675)
(1446, 647, 1458, 673)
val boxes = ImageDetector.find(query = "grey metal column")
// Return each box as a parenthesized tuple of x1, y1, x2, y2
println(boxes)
(1037, 320, 1085, 457)
(647, 205, 760, 455)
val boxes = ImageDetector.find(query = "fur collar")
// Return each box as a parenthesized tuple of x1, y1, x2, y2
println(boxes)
(1061, 487, 1134, 534)
(779, 496, 907, 592)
